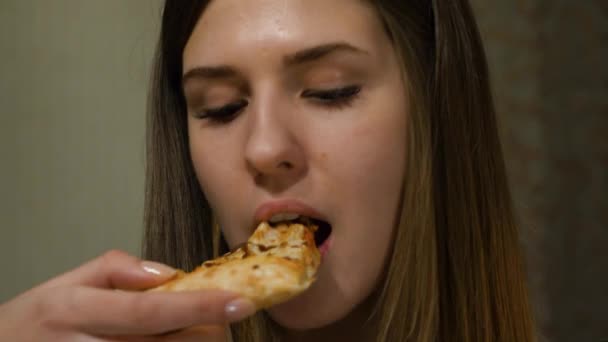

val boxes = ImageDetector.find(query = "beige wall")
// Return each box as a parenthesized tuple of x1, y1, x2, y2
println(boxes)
(0, 0, 161, 301)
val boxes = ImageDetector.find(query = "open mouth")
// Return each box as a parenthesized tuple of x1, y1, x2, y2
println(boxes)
(268, 216, 332, 248)
(311, 218, 332, 248)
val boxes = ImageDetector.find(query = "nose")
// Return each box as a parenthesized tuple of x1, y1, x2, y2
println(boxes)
(244, 93, 306, 191)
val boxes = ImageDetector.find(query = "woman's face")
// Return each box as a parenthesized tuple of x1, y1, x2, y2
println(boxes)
(183, 0, 408, 330)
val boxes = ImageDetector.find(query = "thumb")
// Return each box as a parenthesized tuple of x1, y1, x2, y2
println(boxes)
(41, 250, 177, 291)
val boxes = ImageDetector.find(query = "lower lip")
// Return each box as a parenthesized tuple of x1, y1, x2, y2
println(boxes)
(318, 235, 333, 258)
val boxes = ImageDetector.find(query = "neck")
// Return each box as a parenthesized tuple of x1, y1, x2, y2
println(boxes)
(280, 292, 381, 342)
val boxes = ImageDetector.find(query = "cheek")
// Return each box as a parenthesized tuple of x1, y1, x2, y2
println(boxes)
(315, 77, 409, 199)
(188, 117, 243, 195)
(187, 121, 251, 244)
(327, 109, 407, 210)
(189, 121, 222, 198)
(348, 124, 404, 180)
(330, 100, 408, 280)
(334, 117, 406, 260)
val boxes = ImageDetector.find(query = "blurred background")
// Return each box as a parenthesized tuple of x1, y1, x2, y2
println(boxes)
(0, 1, 606, 341)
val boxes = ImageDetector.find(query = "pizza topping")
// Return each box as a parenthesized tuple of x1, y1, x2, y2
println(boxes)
(253, 244, 275, 252)
(267, 214, 332, 248)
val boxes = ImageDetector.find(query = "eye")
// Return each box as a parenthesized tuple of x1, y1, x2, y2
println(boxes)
(197, 99, 248, 123)
(302, 85, 361, 108)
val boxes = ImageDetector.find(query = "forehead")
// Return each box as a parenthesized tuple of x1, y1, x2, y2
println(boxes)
(183, 0, 390, 71)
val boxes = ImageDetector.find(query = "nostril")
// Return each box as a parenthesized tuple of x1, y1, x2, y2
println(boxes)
(277, 160, 293, 169)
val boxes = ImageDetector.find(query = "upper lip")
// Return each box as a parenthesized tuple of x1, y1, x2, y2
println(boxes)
(253, 199, 327, 228)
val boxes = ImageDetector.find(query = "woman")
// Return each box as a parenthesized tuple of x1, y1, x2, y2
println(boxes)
(0, 0, 537, 341)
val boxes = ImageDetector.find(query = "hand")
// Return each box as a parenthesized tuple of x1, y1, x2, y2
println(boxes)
(0, 250, 255, 341)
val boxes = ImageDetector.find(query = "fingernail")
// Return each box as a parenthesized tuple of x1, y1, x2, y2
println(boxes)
(225, 298, 256, 322)
(141, 261, 176, 278)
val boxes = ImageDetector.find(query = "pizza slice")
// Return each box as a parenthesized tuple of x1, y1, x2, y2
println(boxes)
(150, 220, 321, 309)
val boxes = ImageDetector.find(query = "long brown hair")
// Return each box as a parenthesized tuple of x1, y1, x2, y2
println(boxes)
(143, 1, 537, 341)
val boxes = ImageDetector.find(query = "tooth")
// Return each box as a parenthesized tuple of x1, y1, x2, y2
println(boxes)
(269, 213, 300, 223)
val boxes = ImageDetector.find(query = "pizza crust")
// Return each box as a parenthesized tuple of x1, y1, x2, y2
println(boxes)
(150, 221, 321, 309)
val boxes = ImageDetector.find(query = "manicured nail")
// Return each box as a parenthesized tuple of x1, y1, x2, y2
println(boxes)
(141, 261, 176, 278)
(225, 298, 256, 322)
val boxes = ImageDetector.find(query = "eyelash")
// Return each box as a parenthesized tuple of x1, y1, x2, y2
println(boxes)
(301, 85, 361, 107)
(196, 85, 362, 123)
(198, 99, 248, 123)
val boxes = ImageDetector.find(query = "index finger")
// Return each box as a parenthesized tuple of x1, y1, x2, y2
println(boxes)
(59, 287, 256, 336)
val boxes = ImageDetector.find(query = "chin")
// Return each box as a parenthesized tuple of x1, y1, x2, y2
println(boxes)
(266, 296, 349, 330)
(265, 268, 356, 330)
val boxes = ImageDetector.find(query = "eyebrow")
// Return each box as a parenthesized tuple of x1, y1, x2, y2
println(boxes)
(182, 42, 368, 87)
(283, 42, 368, 66)
(182, 66, 238, 87)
